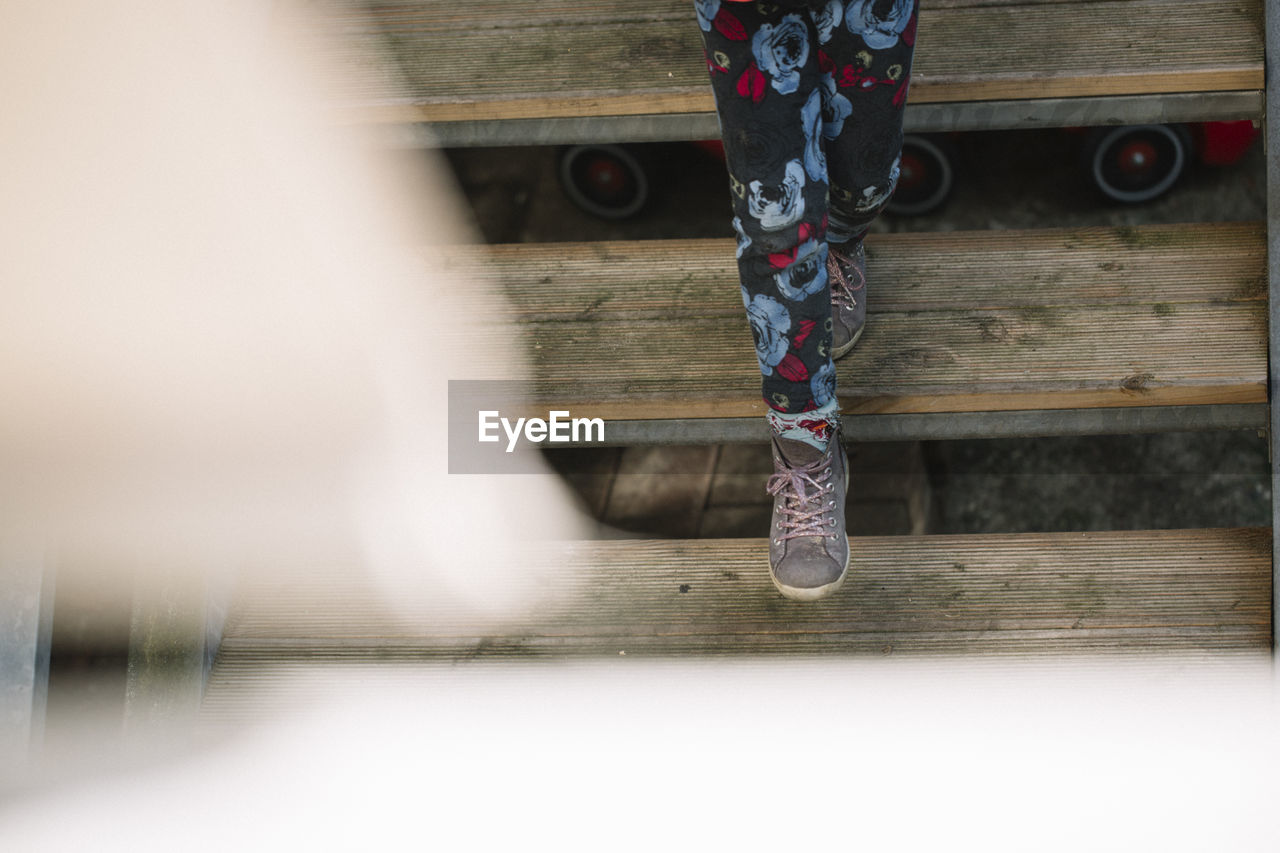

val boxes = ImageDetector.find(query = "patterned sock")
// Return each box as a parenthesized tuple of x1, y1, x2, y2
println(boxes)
(766, 399, 840, 451)
(827, 225, 870, 247)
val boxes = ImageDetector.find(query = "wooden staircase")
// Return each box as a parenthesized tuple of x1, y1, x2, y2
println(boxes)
(320, 0, 1265, 139)
(484, 223, 1266, 422)
(192, 0, 1277, 718)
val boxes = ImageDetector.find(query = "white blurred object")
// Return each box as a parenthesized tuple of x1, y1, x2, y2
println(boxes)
(1, 659, 1278, 851)
(0, 0, 588, 625)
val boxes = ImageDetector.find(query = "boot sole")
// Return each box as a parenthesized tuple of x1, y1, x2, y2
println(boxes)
(771, 445, 851, 602)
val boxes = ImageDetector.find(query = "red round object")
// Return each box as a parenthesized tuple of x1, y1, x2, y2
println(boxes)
(1198, 120, 1258, 166)
(1116, 140, 1158, 175)
(897, 152, 925, 190)
(586, 156, 630, 195)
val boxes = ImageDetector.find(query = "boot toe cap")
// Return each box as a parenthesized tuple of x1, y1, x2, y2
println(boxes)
(771, 538, 849, 601)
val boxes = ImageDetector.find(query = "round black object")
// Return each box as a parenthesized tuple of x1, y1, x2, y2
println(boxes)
(1087, 124, 1190, 203)
(558, 144, 650, 219)
(886, 134, 954, 216)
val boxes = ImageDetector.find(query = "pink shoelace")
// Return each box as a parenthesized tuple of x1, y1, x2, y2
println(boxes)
(766, 452, 838, 543)
(827, 242, 866, 313)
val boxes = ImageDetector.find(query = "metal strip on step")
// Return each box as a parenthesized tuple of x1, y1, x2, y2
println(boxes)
(1264, 0, 1280, 657)
(386, 92, 1263, 149)
(552, 404, 1268, 447)
(0, 540, 53, 769)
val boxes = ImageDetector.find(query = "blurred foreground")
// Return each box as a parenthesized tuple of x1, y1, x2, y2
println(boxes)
(1, 4, 1276, 851)
(5, 658, 1280, 851)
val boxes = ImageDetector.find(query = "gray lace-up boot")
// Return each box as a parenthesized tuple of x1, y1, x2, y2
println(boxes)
(827, 240, 867, 359)
(766, 432, 850, 601)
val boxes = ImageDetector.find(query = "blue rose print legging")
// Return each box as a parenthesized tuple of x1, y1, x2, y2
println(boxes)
(695, 0, 918, 418)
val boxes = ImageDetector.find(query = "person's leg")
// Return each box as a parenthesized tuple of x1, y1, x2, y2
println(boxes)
(812, 0, 919, 355)
(697, 0, 848, 601)
(697, 0, 836, 435)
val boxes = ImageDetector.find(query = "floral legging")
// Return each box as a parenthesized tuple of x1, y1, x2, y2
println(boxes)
(696, 0, 918, 414)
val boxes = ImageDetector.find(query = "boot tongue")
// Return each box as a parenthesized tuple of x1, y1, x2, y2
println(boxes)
(774, 436, 825, 467)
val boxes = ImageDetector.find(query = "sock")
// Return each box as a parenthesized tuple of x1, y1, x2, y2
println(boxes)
(766, 400, 840, 452)
(827, 225, 869, 247)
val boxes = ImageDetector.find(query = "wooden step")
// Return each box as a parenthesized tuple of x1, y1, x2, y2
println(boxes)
(208, 528, 1270, 665)
(311, 0, 1263, 137)
(452, 222, 1266, 424)
(202, 527, 1270, 722)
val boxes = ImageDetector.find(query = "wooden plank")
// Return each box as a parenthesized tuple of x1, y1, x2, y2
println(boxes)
(309, 0, 1263, 123)
(475, 222, 1266, 318)
(332, 0, 1145, 31)
(452, 223, 1267, 419)
(213, 529, 1270, 657)
(512, 308, 1265, 417)
(601, 445, 718, 537)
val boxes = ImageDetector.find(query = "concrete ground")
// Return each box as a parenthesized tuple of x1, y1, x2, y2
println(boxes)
(443, 127, 1271, 537)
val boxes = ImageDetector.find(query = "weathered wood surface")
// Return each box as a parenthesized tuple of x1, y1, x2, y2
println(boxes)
(211, 528, 1270, 661)
(446, 222, 1266, 419)
(308, 0, 1263, 123)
